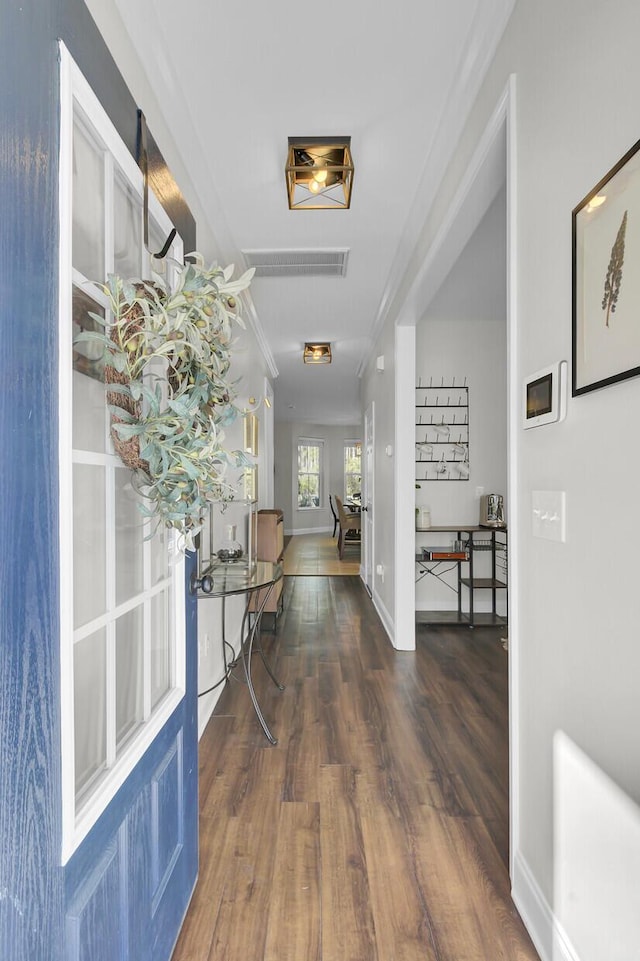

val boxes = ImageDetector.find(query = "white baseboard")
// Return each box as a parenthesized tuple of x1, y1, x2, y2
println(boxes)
(197, 641, 240, 739)
(285, 525, 334, 536)
(512, 849, 580, 961)
(372, 588, 395, 646)
(553, 921, 581, 961)
(197, 689, 221, 739)
(415, 600, 508, 614)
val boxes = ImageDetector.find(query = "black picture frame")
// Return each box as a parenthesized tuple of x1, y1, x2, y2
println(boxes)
(572, 136, 640, 396)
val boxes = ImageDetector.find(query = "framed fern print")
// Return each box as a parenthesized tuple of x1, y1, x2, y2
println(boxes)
(573, 136, 640, 395)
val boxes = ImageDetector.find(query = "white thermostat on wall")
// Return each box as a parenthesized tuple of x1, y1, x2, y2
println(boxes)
(523, 360, 567, 429)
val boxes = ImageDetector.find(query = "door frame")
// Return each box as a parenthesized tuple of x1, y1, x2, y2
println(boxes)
(393, 77, 519, 877)
(393, 325, 417, 649)
(362, 403, 374, 594)
(261, 377, 275, 508)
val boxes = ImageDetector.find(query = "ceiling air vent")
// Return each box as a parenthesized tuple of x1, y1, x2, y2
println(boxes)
(242, 248, 349, 278)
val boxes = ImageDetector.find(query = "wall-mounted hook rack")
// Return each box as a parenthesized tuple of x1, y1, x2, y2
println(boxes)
(137, 111, 177, 260)
(415, 380, 469, 481)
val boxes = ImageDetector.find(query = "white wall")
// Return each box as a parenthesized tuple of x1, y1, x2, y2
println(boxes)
(365, 1, 640, 958)
(193, 317, 274, 734)
(274, 421, 362, 534)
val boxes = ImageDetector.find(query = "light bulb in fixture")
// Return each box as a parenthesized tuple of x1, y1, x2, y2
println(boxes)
(303, 342, 332, 364)
(286, 136, 353, 210)
(312, 161, 328, 184)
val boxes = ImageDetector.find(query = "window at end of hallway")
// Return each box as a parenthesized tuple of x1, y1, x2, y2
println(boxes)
(297, 439, 323, 509)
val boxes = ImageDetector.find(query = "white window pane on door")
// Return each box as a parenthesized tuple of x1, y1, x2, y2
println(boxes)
(115, 468, 144, 605)
(150, 523, 169, 585)
(150, 591, 170, 709)
(72, 119, 104, 282)
(116, 606, 144, 751)
(145, 217, 169, 278)
(114, 172, 142, 279)
(72, 287, 106, 453)
(74, 628, 107, 798)
(73, 464, 106, 628)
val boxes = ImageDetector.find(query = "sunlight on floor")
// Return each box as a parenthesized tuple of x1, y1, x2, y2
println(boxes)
(283, 532, 361, 576)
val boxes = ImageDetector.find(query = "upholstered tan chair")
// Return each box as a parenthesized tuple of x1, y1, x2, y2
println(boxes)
(335, 495, 361, 559)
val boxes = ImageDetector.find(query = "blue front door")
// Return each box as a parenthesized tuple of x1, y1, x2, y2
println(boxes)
(57, 47, 199, 961)
(0, 10, 198, 960)
(62, 631, 198, 961)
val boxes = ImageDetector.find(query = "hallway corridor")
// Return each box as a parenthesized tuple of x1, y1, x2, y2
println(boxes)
(172, 575, 539, 961)
(283, 531, 361, 576)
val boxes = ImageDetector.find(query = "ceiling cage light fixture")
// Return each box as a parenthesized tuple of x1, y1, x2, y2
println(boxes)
(286, 137, 354, 210)
(303, 342, 332, 365)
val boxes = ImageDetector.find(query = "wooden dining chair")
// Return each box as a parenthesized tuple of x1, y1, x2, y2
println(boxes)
(335, 495, 361, 559)
(329, 494, 339, 538)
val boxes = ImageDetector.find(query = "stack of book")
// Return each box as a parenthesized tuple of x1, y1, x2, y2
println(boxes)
(420, 547, 468, 560)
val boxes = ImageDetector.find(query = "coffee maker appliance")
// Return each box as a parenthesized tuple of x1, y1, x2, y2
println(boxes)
(480, 493, 505, 528)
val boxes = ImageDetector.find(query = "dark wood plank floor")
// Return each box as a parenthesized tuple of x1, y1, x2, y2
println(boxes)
(172, 575, 539, 961)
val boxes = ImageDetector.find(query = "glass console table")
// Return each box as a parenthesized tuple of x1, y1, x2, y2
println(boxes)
(191, 561, 284, 744)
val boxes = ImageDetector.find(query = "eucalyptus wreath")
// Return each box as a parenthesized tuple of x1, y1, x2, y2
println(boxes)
(74, 254, 255, 550)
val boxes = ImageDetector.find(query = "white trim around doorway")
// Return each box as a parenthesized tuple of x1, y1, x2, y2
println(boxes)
(391, 71, 521, 936)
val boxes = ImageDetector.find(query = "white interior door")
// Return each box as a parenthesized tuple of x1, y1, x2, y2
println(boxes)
(261, 378, 275, 508)
(363, 403, 374, 594)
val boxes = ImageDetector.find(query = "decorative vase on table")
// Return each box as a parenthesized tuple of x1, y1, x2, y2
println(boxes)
(217, 524, 243, 562)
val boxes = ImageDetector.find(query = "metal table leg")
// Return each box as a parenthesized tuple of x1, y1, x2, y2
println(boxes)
(239, 581, 285, 744)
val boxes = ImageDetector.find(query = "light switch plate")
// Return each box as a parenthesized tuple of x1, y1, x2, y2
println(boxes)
(532, 490, 566, 542)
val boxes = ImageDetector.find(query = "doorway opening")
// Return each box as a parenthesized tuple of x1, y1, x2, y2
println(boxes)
(394, 78, 519, 879)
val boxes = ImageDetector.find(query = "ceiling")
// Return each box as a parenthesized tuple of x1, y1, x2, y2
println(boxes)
(102, 0, 514, 424)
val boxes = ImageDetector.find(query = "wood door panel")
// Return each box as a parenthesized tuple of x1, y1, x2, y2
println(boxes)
(151, 732, 184, 914)
(146, 712, 198, 961)
(125, 785, 153, 961)
(65, 843, 124, 961)
(64, 716, 196, 961)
